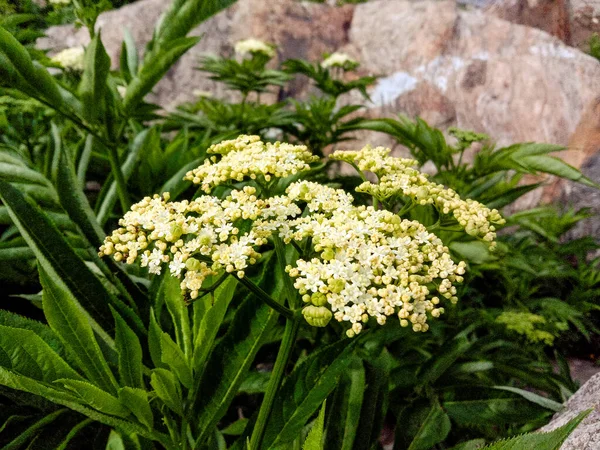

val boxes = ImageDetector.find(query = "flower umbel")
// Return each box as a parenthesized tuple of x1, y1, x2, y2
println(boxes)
(100, 136, 486, 337)
(51, 47, 85, 72)
(331, 145, 505, 247)
(184, 135, 319, 193)
(320, 52, 359, 70)
(234, 39, 276, 59)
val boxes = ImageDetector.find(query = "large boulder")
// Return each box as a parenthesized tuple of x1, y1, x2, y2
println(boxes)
(38, 0, 353, 107)
(540, 372, 600, 450)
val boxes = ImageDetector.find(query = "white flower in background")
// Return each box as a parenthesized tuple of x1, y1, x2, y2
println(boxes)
(117, 86, 127, 98)
(321, 52, 358, 70)
(49, 0, 71, 5)
(51, 47, 85, 72)
(234, 38, 275, 58)
(192, 89, 213, 98)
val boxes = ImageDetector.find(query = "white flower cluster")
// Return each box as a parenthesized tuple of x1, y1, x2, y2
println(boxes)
(49, 0, 71, 5)
(331, 146, 505, 247)
(234, 38, 275, 58)
(101, 136, 474, 337)
(99, 189, 271, 300)
(51, 47, 85, 72)
(184, 135, 319, 193)
(321, 52, 358, 70)
(280, 182, 464, 337)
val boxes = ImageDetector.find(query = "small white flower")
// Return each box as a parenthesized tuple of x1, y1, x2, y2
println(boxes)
(321, 52, 358, 70)
(51, 47, 85, 72)
(234, 39, 275, 58)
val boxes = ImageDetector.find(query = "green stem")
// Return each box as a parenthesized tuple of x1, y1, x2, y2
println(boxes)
(106, 143, 131, 212)
(249, 317, 301, 450)
(274, 235, 298, 309)
(236, 275, 294, 319)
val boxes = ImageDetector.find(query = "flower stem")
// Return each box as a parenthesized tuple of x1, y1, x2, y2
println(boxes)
(236, 275, 295, 320)
(106, 143, 131, 212)
(249, 316, 301, 449)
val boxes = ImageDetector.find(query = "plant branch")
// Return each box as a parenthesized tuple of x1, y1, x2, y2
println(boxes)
(249, 316, 301, 449)
(236, 275, 294, 320)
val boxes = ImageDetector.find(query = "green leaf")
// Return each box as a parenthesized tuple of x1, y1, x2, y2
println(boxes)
(123, 37, 200, 113)
(303, 401, 326, 450)
(0, 179, 138, 333)
(106, 430, 126, 450)
(112, 308, 144, 389)
(417, 333, 471, 387)
(160, 332, 193, 389)
(162, 275, 192, 359)
(55, 418, 94, 450)
(2, 408, 68, 450)
(0, 324, 82, 383)
(324, 361, 365, 450)
(352, 355, 389, 450)
(491, 386, 563, 412)
(150, 368, 183, 416)
(40, 267, 118, 394)
(79, 32, 111, 122)
(444, 397, 547, 426)
(0, 367, 172, 446)
(55, 379, 128, 417)
(194, 295, 278, 443)
(118, 387, 153, 429)
(120, 28, 138, 80)
(394, 399, 451, 450)
(0, 26, 63, 105)
(262, 338, 359, 449)
(56, 143, 105, 249)
(156, 0, 237, 45)
(483, 409, 592, 450)
(148, 308, 165, 369)
(96, 129, 151, 226)
(192, 275, 238, 375)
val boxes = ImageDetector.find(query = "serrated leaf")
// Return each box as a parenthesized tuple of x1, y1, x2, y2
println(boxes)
(0, 367, 172, 446)
(56, 144, 105, 248)
(394, 399, 451, 450)
(0, 179, 138, 334)
(303, 401, 326, 450)
(491, 386, 563, 412)
(118, 387, 153, 429)
(193, 295, 278, 444)
(353, 355, 389, 450)
(444, 397, 547, 426)
(324, 360, 364, 450)
(55, 379, 128, 417)
(148, 308, 165, 369)
(483, 409, 591, 450)
(150, 368, 182, 416)
(79, 32, 110, 122)
(0, 324, 82, 383)
(192, 275, 238, 375)
(162, 275, 192, 359)
(123, 37, 200, 113)
(160, 332, 192, 389)
(40, 267, 118, 394)
(112, 308, 144, 389)
(262, 338, 359, 449)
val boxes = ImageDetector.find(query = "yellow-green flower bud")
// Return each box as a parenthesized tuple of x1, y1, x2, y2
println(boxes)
(168, 223, 184, 242)
(321, 248, 335, 261)
(302, 305, 332, 327)
(185, 257, 202, 271)
(310, 292, 328, 306)
(328, 278, 345, 294)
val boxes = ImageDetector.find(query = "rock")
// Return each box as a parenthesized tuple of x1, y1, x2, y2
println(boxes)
(37, 0, 353, 108)
(570, 0, 600, 50)
(540, 372, 600, 450)
(348, 0, 600, 148)
(484, 0, 571, 43)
